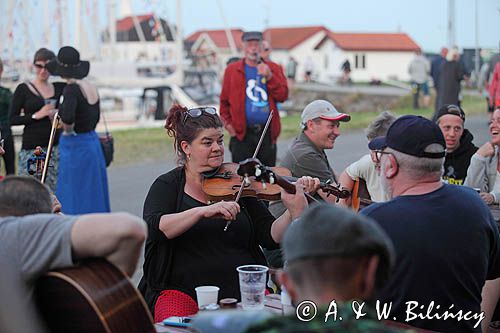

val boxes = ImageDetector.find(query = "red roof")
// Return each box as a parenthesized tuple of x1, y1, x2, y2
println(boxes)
(116, 14, 153, 32)
(186, 29, 244, 50)
(185, 27, 420, 53)
(262, 26, 328, 50)
(327, 32, 420, 52)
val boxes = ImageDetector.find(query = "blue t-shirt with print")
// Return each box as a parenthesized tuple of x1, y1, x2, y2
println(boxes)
(244, 64, 269, 126)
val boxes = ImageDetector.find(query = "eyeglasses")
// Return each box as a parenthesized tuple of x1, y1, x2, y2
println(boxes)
(374, 150, 393, 163)
(183, 107, 217, 124)
(34, 63, 47, 70)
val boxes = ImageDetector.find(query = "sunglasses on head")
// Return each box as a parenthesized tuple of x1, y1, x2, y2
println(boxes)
(183, 107, 217, 123)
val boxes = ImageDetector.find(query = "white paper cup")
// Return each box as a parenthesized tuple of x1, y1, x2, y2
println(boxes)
(237, 265, 269, 310)
(195, 286, 219, 308)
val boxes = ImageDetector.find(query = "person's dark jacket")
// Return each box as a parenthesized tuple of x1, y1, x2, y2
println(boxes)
(430, 55, 445, 90)
(443, 129, 478, 185)
(437, 60, 465, 108)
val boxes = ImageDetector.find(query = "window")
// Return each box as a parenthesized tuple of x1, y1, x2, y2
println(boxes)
(355, 53, 366, 69)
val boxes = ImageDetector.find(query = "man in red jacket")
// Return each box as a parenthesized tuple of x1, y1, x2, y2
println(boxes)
(220, 31, 288, 166)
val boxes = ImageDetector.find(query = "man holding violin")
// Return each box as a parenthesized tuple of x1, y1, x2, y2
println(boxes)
(220, 31, 288, 166)
(278, 100, 350, 204)
(266, 100, 350, 269)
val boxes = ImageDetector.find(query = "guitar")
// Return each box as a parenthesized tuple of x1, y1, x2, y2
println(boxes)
(34, 259, 155, 333)
(351, 178, 373, 212)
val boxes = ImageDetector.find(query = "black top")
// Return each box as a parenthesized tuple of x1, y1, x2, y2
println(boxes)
(138, 167, 279, 314)
(443, 129, 478, 185)
(362, 185, 500, 333)
(58, 83, 100, 133)
(169, 193, 255, 301)
(9, 82, 65, 149)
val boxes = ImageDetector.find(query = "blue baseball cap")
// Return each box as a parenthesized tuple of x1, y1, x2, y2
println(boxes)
(368, 115, 446, 158)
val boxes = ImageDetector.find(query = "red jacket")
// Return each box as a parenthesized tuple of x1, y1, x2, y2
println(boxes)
(219, 58, 288, 143)
(489, 63, 500, 108)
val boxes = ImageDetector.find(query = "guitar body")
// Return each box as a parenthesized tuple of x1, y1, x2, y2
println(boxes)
(351, 178, 373, 212)
(34, 259, 155, 333)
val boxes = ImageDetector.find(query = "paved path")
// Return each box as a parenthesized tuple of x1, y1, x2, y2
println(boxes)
(108, 114, 491, 217)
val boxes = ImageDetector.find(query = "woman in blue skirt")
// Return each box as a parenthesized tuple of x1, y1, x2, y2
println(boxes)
(47, 46, 110, 214)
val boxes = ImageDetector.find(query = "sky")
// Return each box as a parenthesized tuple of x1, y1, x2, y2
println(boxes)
(146, 0, 499, 52)
(1, 0, 499, 60)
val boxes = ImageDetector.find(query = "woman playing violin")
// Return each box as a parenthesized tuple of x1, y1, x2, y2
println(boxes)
(138, 104, 317, 317)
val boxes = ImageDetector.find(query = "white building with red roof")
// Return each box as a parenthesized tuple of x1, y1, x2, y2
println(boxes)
(186, 26, 421, 83)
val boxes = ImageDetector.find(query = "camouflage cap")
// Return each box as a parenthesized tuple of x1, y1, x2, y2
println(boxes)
(283, 204, 395, 268)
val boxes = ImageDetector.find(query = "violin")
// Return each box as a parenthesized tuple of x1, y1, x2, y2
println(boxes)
(236, 158, 351, 200)
(201, 162, 292, 202)
(201, 159, 351, 202)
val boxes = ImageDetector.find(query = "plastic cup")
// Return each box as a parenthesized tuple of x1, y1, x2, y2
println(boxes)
(237, 265, 269, 310)
(195, 286, 219, 308)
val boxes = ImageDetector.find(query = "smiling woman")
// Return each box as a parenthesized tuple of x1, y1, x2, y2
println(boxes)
(465, 108, 500, 204)
(138, 104, 313, 322)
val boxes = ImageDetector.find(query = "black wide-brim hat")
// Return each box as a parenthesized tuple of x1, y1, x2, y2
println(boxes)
(46, 46, 90, 79)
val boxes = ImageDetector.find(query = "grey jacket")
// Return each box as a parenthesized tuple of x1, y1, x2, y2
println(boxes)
(464, 147, 500, 203)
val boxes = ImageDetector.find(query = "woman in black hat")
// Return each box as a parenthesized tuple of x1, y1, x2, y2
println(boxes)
(46, 46, 110, 214)
(9, 48, 65, 191)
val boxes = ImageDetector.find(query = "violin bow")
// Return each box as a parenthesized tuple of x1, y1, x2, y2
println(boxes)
(41, 112, 60, 184)
(224, 112, 273, 231)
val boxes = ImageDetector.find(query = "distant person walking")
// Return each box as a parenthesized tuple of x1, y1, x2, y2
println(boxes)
(304, 56, 314, 82)
(431, 47, 448, 111)
(434, 47, 467, 120)
(408, 50, 430, 109)
(340, 59, 351, 85)
(0, 58, 14, 175)
(286, 56, 298, 86)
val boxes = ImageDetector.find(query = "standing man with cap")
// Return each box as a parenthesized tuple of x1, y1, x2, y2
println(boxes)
(435, 104, 477, 185)
(362, 115, 500, 332)
(220, 31, 288, 166)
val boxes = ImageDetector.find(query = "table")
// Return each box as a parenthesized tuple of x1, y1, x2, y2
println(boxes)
(154, 294, 293, 333)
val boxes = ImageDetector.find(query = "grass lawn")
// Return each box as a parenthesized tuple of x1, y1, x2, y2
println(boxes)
(111, 94, 486, 165)
(0, 94, 488, 172)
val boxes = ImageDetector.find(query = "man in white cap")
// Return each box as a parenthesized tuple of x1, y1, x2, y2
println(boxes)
(266, 100, 350, 268)
(279, 99, 350, 202)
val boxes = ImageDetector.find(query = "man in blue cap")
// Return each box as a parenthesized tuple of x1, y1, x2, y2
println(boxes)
(220, 31, 288, 166)
(362, 115, 500, 332)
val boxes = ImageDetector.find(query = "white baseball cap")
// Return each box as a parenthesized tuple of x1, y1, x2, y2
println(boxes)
(301, 100, 350, 129)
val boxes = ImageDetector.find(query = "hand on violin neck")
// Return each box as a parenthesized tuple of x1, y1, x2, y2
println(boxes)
(298, 176, 321, 195)
(281, 178, 309, 220)
(202, 201, 240, 221)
